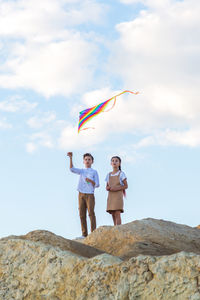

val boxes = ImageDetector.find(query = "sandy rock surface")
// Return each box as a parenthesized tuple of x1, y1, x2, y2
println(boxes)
(1, 218, 200, 299)
(0, 239, 200, 299)
(1, 230, 104, 258)
(82, 218, 200, 259)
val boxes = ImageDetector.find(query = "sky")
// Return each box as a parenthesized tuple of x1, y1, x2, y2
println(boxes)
(0, 0, 200, 239)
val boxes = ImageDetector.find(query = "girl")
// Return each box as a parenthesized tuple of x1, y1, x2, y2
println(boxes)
(105, 156, 128, 225)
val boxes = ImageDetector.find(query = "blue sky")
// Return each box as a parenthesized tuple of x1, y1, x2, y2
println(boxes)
(0, 0, 200, 239)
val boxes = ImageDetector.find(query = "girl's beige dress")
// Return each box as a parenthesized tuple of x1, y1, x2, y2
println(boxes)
(106, 172, 124, 213)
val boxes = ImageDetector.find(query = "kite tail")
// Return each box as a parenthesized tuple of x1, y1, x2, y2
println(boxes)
(102, 90, 139, 114)
(79, 127, 95, 132)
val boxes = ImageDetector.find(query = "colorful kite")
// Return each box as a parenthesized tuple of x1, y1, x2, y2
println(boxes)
(78, 90, 139, 133)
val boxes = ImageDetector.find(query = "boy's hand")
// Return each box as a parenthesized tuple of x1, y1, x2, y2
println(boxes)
(67, 152, 73, 158)
(85, 178, 95, 186)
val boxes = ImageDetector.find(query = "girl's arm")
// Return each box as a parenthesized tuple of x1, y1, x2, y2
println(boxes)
(110, 179, 128, 192)
(106, 182, 110, 191)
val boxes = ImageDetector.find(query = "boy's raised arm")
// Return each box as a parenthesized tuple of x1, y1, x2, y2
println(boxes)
(67, 152, 82, 175)
(67, 152, 73, 168)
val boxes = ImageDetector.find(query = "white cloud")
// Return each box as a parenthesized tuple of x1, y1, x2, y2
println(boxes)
(58, 124, 105, 150)
(27, 132, 54, 152)
(164, 129, 200, 147)
(120, 0, 173, 8)
(2, 0, 199, 152)
(110, 148, 146, 164)
(58, 0, 200, 150)
(27, 112, 56, 129)
(0, 0, 105, 40)
(0, 34, 98, 97)
(0, 117, 12, 129)
(0, 96, 37, 112)
(0, 0, 105, 97)
(26, 142, 37, 154)
(133, 128, 200, 148)
(106, 0, 200, 148)
(25, 111, 68, 152)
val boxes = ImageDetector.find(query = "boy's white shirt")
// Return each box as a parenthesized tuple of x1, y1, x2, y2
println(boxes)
(70, 167, 100, 194)
(105, 170, 127, 186)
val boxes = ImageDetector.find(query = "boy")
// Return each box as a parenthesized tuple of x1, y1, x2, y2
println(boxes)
(67, 152, 100, 238)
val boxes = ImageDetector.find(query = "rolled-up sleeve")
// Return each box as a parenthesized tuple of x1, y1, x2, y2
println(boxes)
(105, 173, 109, 183)
(70, 167, 82, 175)
(94, 171, 100, 188)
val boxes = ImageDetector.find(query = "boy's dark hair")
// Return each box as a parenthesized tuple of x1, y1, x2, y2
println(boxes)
(83, 153, 94, 162)
(111, 156, 121, 171)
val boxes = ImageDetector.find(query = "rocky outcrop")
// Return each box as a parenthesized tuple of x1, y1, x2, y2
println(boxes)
(1, 230, 104, 259)
(1, 218, 200, 299)
(82, 218, 200, 259)
(0, 239, 200, 299)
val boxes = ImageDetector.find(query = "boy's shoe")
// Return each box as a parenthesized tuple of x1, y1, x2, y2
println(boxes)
(76, 236, 86, 240)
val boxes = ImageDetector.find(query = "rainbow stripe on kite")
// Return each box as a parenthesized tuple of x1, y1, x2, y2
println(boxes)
(78, 90, 139, 133)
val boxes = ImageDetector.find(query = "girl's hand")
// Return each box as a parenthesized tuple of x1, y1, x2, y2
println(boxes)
(106, 185, 111, 191)
(109, 187, 119, 192)
(106, 183, 111, 191)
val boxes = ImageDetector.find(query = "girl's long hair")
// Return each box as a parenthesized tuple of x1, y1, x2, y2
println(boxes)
(111, 156, 126, 197)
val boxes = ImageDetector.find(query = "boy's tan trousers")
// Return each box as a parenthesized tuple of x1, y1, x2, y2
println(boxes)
(78, 192, 96, 237)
